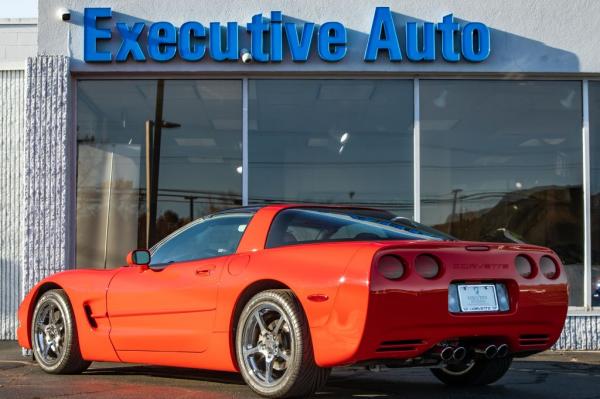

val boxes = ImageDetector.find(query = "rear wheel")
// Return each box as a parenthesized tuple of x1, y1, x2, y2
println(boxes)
(235, 290, 330, 398)
(31, 289, 91, 374)
(431, 356, 512, 386)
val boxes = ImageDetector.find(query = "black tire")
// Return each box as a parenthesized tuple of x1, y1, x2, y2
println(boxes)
(431, 356, 512, 386)
(31, 289, 91, 374)
(235, 289, 330, 398)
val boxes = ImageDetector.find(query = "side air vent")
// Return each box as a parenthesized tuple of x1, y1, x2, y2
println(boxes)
(83, 304, 98, 329)
(519, 334, 549, 346)
(376, 339, 425, 353)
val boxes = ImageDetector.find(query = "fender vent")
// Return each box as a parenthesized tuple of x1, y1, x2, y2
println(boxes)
(376, 339, 424, 353)
(519, 334, 549, 346)
(83, 304, 98, 329)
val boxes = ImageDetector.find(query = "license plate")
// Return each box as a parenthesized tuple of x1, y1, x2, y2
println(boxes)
(457, 284, 499, 312)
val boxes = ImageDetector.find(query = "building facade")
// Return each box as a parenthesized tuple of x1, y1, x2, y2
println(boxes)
(1, 0, 600, 348)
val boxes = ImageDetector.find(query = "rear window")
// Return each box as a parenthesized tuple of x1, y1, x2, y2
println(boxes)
(266, 208, 452, 248)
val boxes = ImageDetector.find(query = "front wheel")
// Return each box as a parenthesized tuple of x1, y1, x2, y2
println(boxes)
(31, 289, 91, 374)
(235, 290, 330, 398)
(431, 356, 512, 386)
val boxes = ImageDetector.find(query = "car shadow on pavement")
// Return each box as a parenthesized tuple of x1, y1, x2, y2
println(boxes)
(84, 364, 246, 385)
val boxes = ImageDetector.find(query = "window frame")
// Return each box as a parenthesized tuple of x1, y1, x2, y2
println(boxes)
(148, 212, 254, 268)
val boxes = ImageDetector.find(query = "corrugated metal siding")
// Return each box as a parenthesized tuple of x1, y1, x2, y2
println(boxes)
(22, 56, 72, 298)
(0, 70, 25, 340)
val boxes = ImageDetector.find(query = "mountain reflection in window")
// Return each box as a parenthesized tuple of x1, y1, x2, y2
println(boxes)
(421, 80, 583, 306)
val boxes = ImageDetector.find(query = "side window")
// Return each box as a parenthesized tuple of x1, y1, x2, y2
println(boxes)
(150, 213, 252, 266)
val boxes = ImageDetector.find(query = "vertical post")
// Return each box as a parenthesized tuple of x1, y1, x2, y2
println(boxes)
(145, 120, 154, 249)
(242, 78, 249, 206)
(103, 151, 114, 269)
(413, 78, 421, 222)
(146, 80, 165, 248)
(583, 80, 592, 310)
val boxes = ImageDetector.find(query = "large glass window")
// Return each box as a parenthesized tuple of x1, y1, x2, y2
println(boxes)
(248, 80, 414, 217)
(589, 81, 600, 307)
(76, 80, 242, 269)
(420, 80, 583, 306)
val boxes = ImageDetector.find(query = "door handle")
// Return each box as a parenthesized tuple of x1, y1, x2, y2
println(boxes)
(195, 265, 216, 276)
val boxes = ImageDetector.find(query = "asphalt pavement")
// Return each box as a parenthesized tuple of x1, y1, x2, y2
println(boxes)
(1, 341, 600, 398)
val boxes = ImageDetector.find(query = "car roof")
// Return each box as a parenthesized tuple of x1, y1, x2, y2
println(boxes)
(213, 204, 395, 216)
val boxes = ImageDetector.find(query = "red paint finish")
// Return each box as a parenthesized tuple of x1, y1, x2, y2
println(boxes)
(17, 204, 568, 372)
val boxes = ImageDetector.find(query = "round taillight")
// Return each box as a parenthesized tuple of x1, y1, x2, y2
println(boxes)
(515, 255, 535, 278)
(540, 256, 558, 279)
(377, 255, 406, 280)
(415, 254, 441, 279)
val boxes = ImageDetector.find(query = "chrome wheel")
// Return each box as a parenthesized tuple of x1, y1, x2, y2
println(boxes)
(241, 303, 294, 387)
(33, 300, 65, 365)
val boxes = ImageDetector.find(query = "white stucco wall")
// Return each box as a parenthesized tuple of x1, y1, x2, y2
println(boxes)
(0, 19, 37, 69)
(37, 0, 600, 75)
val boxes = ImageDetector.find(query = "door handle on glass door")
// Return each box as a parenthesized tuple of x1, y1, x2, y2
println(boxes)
(195, 266, 216, 276)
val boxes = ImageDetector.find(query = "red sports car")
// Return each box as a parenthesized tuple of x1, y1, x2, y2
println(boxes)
(17, 205, 568, 398)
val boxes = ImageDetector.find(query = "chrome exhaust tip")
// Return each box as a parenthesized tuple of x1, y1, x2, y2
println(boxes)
(452, 346, 467, 361)
(440, 346, 454, 361)
(497, 344, 509, 358)
(475, 344, 498, 359)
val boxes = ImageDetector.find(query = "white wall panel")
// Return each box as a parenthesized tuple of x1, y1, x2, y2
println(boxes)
(0, 70, 25, 339)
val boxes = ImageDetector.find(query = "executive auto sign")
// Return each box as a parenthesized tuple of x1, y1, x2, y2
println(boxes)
(84, 7, 491, 63)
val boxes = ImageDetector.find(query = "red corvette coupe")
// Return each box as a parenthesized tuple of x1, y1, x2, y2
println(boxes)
(17, 205, 568, 398)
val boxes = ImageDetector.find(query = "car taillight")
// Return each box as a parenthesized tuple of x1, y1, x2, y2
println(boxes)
(415, 254, 441, 279)
(377, 255, 406, 280)
(540, 256, 559, 279)
(515, 255, 535, 278)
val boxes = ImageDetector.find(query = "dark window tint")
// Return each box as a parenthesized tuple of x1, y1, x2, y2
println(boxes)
(266, 208, 448, 248)
(248, 79, 414, 217)
(76, 80, 242, 269)
(150, 213, 252, 266)
(420, 80, 583, 305)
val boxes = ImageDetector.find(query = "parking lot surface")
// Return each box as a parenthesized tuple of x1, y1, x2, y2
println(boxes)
(1, 342, 600, 398)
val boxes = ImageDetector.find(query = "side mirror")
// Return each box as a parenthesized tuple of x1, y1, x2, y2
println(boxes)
(126, 249, 151, 270)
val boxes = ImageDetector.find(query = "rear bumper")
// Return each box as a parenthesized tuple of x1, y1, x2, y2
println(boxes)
(353, 286, 567, 363)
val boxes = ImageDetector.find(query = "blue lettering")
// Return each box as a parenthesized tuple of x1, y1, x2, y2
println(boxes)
(179, 21, 206, 61)
(81, 8, 491, 64)
(84, 7, 112, 62)
(462, 22, 490, 62)
(247, 14, 269, 62)
(115, 22, 146, 62)
(209, 22, 239, 61)
(270, 11, 283, 62)
(318, 22, 347, 62)
(437, 14, 461, 62)
(284, 22, 314, 62)
(406, 22, 435, 61)
(148, 22, 177, 62)
(364, 7, 402, 62)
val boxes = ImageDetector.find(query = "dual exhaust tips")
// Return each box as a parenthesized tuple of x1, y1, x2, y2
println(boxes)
(437, 343, 509, 362)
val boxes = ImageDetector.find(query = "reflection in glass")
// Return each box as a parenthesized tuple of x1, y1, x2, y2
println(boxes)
(248, 79, 414, 216)
(76, 80, 242, 269)
(589, 82, 600, 306)
(420, 80, 583, 305)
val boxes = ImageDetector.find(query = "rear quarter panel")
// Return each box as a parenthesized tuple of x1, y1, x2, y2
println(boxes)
(213, 242, 375, 369)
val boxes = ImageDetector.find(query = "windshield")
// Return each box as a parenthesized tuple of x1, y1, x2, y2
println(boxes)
(266, 208, 454, 248)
